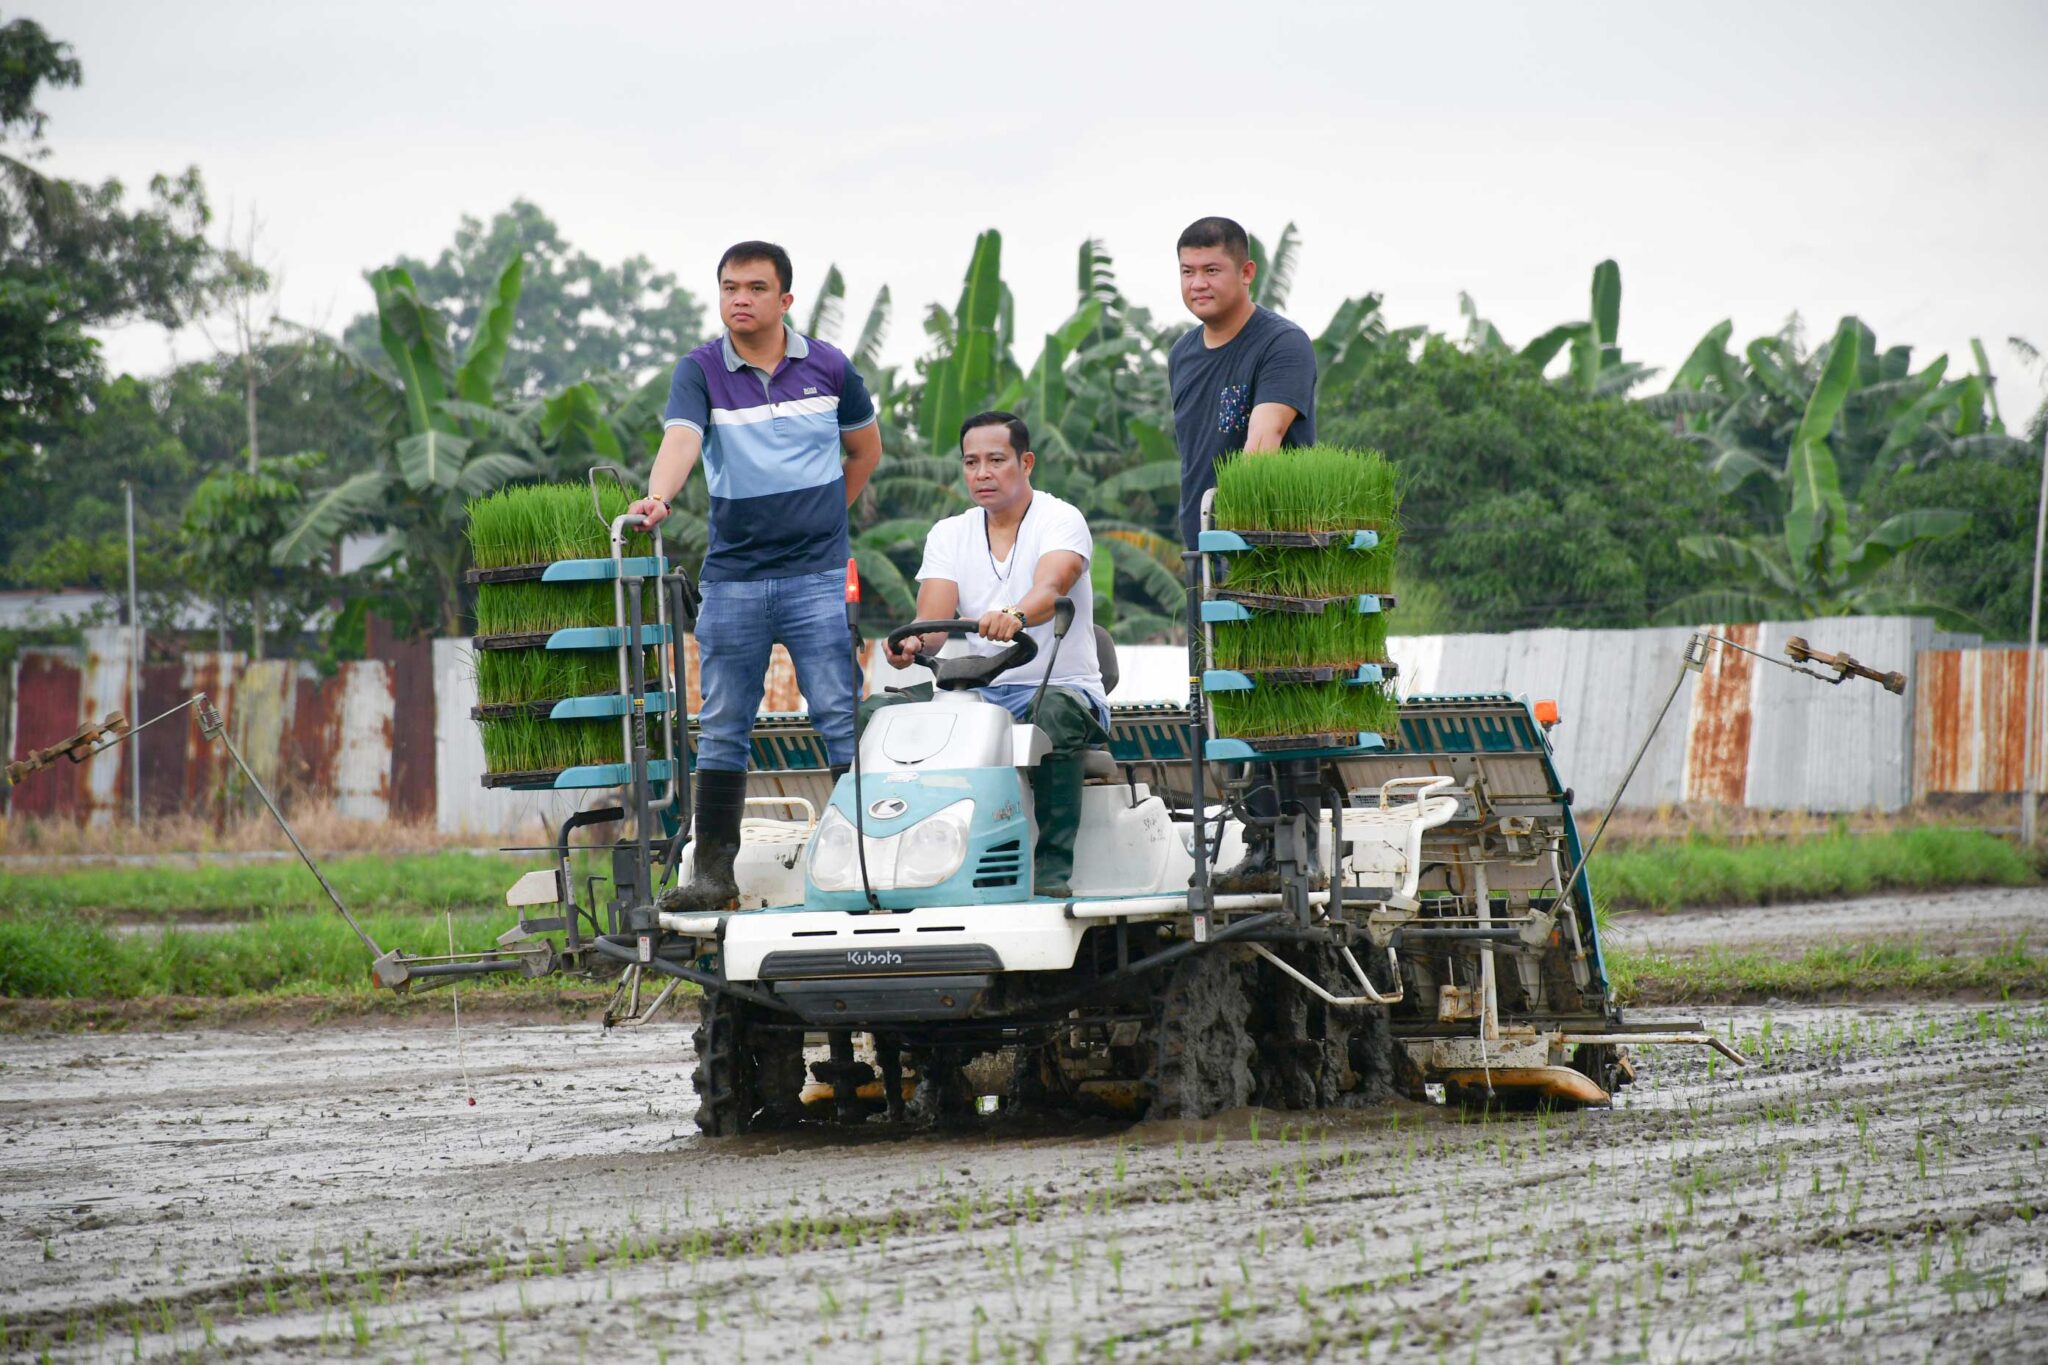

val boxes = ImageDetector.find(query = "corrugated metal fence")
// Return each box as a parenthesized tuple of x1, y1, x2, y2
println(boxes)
(6, 621, 2040, 833)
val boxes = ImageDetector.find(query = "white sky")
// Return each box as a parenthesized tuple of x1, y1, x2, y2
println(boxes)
(38, 0, 2048, 423)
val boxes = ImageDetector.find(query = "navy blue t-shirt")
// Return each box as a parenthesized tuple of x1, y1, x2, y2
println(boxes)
(1168, 306, 1318, 546)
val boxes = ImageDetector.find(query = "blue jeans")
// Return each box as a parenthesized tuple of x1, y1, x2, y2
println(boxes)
(694, 569, 860, 772)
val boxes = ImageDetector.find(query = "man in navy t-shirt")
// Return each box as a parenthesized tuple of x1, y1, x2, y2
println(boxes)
(631, 240, 883, 912)
(1168, 215, 1318, 550)
(1167, 216, 1319, 893)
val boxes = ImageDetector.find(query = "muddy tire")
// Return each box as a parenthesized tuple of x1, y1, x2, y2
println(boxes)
(1143, 947, 1255, 1120)
(690, 993, 804, 1136)
(1249, 944, 1395, 1110)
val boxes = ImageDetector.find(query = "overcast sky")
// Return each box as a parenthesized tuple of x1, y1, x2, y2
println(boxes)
(36, 0, 2048, 422)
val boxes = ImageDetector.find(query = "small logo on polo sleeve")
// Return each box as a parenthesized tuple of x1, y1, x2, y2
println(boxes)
(804, 386, 818, 396)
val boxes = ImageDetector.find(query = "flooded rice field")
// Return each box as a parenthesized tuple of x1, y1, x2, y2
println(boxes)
(3, 992, 2045, 1362)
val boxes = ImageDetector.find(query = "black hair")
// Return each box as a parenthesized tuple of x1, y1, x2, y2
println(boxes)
(717, 240, 792, 293)
(960, 410, 1031, 457)
(1176, 216, 1250, 266)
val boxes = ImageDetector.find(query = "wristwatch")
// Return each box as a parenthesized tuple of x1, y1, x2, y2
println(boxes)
(1000, 605, 1027, 626)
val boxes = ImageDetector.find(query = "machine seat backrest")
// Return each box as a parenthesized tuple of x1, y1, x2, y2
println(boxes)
(1093, 625, 1119, 696)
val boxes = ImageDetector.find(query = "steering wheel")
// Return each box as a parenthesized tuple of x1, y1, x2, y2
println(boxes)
(885, 618, 1039, 692)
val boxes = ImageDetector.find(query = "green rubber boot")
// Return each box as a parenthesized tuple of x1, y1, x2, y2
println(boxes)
(1031, 753, 1085, 898)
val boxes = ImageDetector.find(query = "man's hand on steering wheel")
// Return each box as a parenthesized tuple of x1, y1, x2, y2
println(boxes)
(884, 635, 925, 670)
(976, 607, 1025, 643)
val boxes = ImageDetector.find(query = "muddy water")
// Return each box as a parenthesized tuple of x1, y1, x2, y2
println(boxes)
(5, 999, 2046, 1362)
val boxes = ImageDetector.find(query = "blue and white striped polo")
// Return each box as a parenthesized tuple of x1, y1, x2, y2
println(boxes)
(662, 325, 877, 582)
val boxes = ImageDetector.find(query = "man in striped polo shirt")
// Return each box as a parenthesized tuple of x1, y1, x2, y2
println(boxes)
(631, 240, 882, 912)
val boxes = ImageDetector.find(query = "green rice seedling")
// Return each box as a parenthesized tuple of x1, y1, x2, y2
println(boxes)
(474, 647, 647, 704)
(1210, 682, 1397, 740)
(466, 482, 653, 569)
(478, 716, 664, 773)
(1221, 539, 1398, 597)
(1211, 606, 1390, 670)
(474, 581, 655, 636)
(1211, 445, 1398, 532)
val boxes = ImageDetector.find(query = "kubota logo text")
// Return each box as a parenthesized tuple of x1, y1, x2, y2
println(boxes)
(846, 949, 904, 968)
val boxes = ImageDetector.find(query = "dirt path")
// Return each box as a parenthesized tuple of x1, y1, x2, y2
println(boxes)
(4, 998, 2045, 1362)
(1608, 884, 2048, 957)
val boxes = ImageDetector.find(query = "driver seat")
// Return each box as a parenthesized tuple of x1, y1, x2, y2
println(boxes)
(1082, 625, 1118, 781)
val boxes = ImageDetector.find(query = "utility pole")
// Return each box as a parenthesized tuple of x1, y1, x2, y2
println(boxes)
(2024, 422, 2047, 848)
(124, 481, 141, 828)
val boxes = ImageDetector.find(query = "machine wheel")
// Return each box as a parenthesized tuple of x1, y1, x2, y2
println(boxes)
(1143, 947, 1255, 1120)
(1249, 943, 1396, 1110)
(689, 992, 805, 1136)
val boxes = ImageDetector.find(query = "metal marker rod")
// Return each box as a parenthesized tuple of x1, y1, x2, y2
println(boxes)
(211, 714, 383, 959)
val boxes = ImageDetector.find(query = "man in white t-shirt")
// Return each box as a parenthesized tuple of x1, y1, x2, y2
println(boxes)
(868, 410, 1111, 897)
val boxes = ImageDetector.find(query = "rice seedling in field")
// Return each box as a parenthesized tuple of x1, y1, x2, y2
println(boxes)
(1211, 445, 1398, 533)
(478, 715, 663, 773)
(1209, 683, 1398, 740)
(1212, 608, 1390, 670)
(1222, 539, 1398, 597)
(466, 482, 653, 570)
(474, 647, 644, 704)
(474, 581, 655, 636)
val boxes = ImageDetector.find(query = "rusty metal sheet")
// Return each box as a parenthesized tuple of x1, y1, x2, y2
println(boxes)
(1915, 647, 2047, 795)
(6, 650, 85, 820)
(281, 665, 346, 802)
(179, 653, 241, 815)
(333, 661, 395, 821)
(1684, 622, 1756, 806)
(381, 637, 434, 822)
(78, 627, 136, 826)
(138, 658, 188, 818)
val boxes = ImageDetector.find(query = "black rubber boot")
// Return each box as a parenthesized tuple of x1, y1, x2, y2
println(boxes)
(1031, 753, 1085, 897)
(658, 768, 748, 913)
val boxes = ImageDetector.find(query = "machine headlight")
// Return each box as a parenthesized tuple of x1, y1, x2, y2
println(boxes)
(894, 799, 975, 889)
(809, 808, 860, 891)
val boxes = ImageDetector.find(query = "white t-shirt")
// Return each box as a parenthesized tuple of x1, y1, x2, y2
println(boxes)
(916, 492, 1106, 704)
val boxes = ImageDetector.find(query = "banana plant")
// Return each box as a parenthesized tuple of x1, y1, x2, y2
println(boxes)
(1656, 318, 1977, 628)
(273, 258, 540, 634)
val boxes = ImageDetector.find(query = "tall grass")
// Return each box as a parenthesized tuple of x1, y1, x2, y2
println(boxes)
(1211, 609, 1391, 670)
(1209, 684, 1398, 740)
(1211, 445, 1398, 532)
(0, 910, 516, 998)
(466, 482, 652, 569)
(1600, 827, 2033, 912)
(0, 852, 525, 917)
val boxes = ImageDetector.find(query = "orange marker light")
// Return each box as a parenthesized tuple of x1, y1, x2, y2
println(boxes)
(1533, 699, 1560, 727)
(844, 558, 861, 604)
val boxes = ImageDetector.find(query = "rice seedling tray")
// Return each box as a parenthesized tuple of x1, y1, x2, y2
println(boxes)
(1197, 528, 1381, 552)
(1202, 662, 1396, 692)
(471, 624, 671, 651)
(1202, 592, 1396, 620)
(464, 556, 668, 585)
(1203, 732, 1390, 761)
(480, 759, 679, 791)
(471, 692, 677, 721)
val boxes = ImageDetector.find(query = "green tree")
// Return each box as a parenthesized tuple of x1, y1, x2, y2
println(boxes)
(1322, 337, 1725, 631)
(276, 260, 542, 635)
(182, 452, 335, 657)
(1647, 312, 2027, 529)
(1656, 318, 1975, 628)
(341, 199, 705, 396)
(1, 16, 238, 577)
